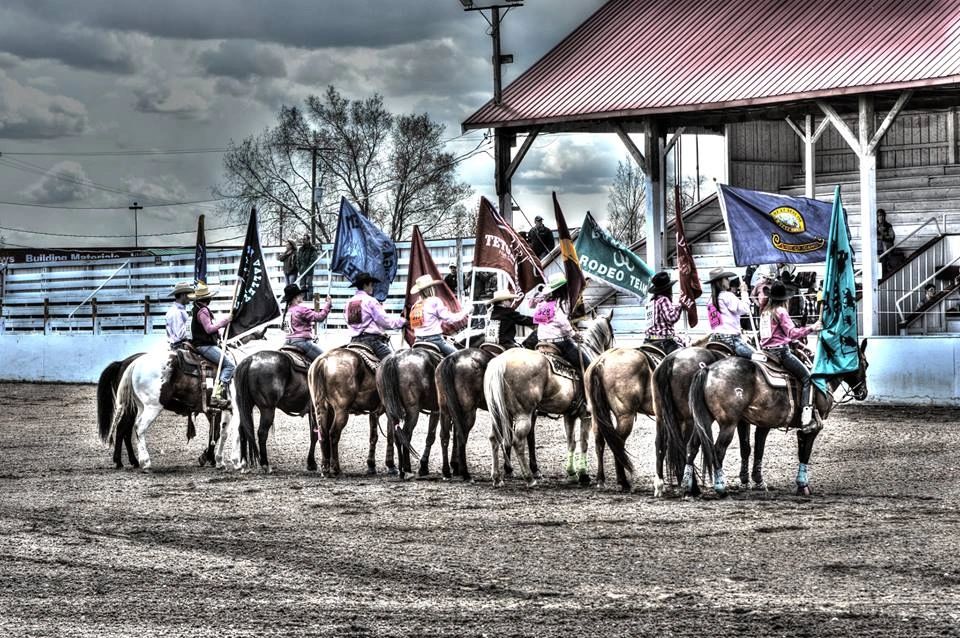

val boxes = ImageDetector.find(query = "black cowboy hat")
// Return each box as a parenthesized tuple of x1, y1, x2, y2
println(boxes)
(649, 271, 675, 295)
(706, 267, 737, 283)
(352, 272, 380, 288)
(768, 282, 791, 301)
(283, 284, 303, 303)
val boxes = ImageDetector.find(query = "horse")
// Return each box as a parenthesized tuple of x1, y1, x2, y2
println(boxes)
(483, 312, 614, 487)
(688, 339, 869, 497)
(230, 348, 317, 473)
(103, 349, 232, 471)
(434, 345, 541, 482)
(97, 353, 144, 469)
(376, 345, 446, 480)
(307, 345, 394, 477)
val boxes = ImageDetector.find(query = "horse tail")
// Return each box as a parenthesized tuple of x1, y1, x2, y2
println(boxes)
(654, 355, 686, 484)
(110, 361, 138, 445)
(436, 355, 469, 450)
(233, 357, 259, 466)
(97, 359, 127, 443)
(307, 355, 327, 437)
(688, 367, 717, 480)
(483, 355, 513, 451)
(586, 355, 634, 474)
(378, 354, 406, 428)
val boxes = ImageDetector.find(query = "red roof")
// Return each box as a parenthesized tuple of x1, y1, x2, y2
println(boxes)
(463, 0, 960, 129)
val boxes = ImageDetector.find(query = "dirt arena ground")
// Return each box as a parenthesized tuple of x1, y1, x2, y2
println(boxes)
(0, 382, 958, 637)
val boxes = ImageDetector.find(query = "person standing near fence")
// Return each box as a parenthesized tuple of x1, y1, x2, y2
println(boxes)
(297, 234, 319, 298)
(165, 282, 193, 349)
(279, 239, 299, 285)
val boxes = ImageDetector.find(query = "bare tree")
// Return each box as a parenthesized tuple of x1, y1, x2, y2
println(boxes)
(666, 174, 708, 218)
(217, 86, 472, 243)
(606, 157, 646, 243)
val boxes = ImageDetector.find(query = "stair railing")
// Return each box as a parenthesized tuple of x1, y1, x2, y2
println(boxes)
(879, 214, 943, 262)
(895, 255, 960, 324)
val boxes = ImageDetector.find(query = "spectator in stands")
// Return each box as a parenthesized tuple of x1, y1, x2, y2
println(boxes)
(283, 284, 331, 363)
(189, 283, 234, 408)
(444, 261, 468, 296)
(278, 239, 298, 285)
(528, 215, 555, 259)
(925, 284, 937, 303)
(801, 280, 819, 327)
(165, 282, 193, 348)
(877, 209, 896, 275)
(297, 234, 319, 298)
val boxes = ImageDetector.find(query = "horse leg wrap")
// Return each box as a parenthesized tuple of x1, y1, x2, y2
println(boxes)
(796, 462, 809, 487)
(576, 452, 588, 473)
(566, 451, 575, 476)
(682, 464, 694, 492)
(714, 468, 726, 493)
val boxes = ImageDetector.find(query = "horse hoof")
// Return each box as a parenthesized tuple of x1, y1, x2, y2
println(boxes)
(796, 484, 812, 497)
(387, 466, 398, 477)
(714, 488, 728, 499)
(418, 465, 430, 478)
(578, 473, 592, 487)
(262, 465, 272, 475)
(494, 479, 505, 488)
(366, 466, 377, 476)
(526, 479, 538, 488)
(114, 462, 123, 470)
(532, 470, 543, 481)
(307, 462, 318, 472)
(618, 482, 631, 493)
(198, 454, 208, 467)
(753, 481, 768, 491)
(596, 480, 606, 490)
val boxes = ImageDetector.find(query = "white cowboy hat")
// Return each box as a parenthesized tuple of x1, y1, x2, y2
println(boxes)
(487, 289, 517, 304)
(545, 272, 567, 293)
(706, 267, 737, 283)
(410, 274, 443, 294)
(171, 281, 194, 297)
(188, 282, 218, 301)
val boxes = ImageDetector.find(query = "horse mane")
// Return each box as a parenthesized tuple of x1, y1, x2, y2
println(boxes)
(579, 315, 614, 356)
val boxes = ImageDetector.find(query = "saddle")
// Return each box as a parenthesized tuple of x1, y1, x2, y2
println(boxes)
(749, 352, 791, 388)
(479, 342, 506, 356)
(164, 348, 217, 417)
(278, 346, 312, 374)
(412, 341, 445, 360)
(172, 346, 217, 380)
(343, 342, 382, 373)
(637, 343, 668, 368)
(704, 341, 735, 356)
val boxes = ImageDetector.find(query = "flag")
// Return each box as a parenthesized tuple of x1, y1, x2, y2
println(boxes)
(226, 208, 282, 341)
(330, 197, 398, 302)
(574, 211, 653, 299)
(403, 225, 463, 346)
(194, 214, 206, 285)
(472, 196, 544, 296)
(717, 183, 832, 266)
(675, 186, 702, 327)
(553, 192, 586, 317)
(812, 186, 859, 391)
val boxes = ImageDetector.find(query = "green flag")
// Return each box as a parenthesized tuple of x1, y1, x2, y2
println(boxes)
(574, 211, 654, 300)
(812, 186, 858, 391)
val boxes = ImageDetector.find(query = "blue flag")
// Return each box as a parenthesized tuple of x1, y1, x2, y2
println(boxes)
(330, 197, 397, 301)
(718, 184, 832, 266)
(812, 186, 859, 392)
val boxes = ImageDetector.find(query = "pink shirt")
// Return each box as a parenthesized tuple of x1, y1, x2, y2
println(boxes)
(412, 295, 469, 337)
(286, 301, 331, 340)
(196, 306, 229, 335)
(760, 306, 813, 349)
(533, 299, 575, 340)
(711, 290, 750, 335)
(345, 290, 404, 336)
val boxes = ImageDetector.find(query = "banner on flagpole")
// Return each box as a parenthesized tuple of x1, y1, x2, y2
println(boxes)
(330, 197, 398, 301)
(675, 186, 702, 327)
(403, 226, 463, 346)
(194, 214, 207, 285)
(472, 196, 544, 295)
(227, 208, 281, 340)
(574, 211, 653, 299)
(552, 192, 586, 317)
(718, 184, 833, 266)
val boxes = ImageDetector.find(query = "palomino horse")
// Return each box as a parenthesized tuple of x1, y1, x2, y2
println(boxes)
(308, 345, 394, 477)
(230, 348, 318, 473)
(434, 345, 541, 481)
(688, 339, 869, 496)
(97, 353, 144, 469)
(104, 349, 232, 470)
(483, 313, 614, 487)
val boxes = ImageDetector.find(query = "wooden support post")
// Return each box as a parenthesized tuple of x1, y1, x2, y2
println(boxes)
(494, 129, 516, 224)
(644, 120, 664, 272)
(948, 107, 957, 165)
(144, 295, 151, 335)
(804, 115, 815, 198)
(859, 96, 879, 337)
(43, 297, 50, 335)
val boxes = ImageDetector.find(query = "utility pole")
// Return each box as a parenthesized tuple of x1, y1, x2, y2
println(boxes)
(459, 1, 522, 105)
(297, 145, 332, 243)
(128, 201, 143, 247)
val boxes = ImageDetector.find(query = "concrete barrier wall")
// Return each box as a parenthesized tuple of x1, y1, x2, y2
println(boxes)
(1, 334, 958, 405)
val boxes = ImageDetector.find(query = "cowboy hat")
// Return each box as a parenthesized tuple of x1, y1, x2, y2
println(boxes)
(706, 267, 737, 283)
(189, 282, 218, 301)
(352, 272, 380, 288)
(410, 274, 443, 294)
(283, 284, 303, 303)
(768, 282, 791, 301)
(487, 289, 518, 304)
(544, 272, 567, 293)
(755, 264, 778, 281)
(171, 281, 194, 297)
(648, 271, 675, 295)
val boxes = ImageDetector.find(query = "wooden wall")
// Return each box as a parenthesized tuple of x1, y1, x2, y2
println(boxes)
(728, 120, 802, 192)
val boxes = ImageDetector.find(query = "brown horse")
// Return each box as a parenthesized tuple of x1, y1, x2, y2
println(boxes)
(308, 345, 394, 477)
(688, 339, 869, 496)
(434, 345, 541, 482)
(483, 313, 614, 487)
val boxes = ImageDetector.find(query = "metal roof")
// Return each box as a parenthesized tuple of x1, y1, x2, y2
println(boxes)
(463, 0, 960, 129)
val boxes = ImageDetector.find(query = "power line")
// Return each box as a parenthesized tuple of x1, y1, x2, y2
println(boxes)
(0, 222, 245, 239)
(0, 197, 227, 210)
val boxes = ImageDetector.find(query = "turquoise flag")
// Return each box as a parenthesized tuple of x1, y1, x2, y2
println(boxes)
(574, 211, 654, 299)
(812, 186, 858, 391)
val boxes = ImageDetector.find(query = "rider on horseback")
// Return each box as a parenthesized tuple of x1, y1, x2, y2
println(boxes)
(531, 273, 590, 372)
(346, 272, 405, 360)
(705, 267, 754, 358)
(165, 282, 193, 349)
(644, 271, 685, 354)
(485, 288, 534, 349)
(759, 282, 823, 432)
(189, 283, 234, 408)
(283, 284, 331, 363)
(409, 274, 472, 357)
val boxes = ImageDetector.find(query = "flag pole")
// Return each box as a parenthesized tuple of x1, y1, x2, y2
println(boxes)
(214, 276, 243, 394)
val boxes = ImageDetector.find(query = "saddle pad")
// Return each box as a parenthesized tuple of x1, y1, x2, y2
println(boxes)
(546, 354, 580, 382)
(342, 343, 381, 374)
(536, 342, 562, 357)
(704, 341, 735, 356)
(173, 349, 215, 378)
(278, 346, 312, 373)
(479, 342, 505, 356)
(754, 359, 790, 388)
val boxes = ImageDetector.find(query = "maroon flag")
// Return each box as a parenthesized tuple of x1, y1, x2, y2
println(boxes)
(472, 196, 545, 297)
(553, 192, 586, 317)
(675, 185, 701, 327)
(403, 226, 464, 346)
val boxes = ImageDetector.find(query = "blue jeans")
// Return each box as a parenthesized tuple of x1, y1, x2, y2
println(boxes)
(300, 274, 314, 298)
(196, 345, 235, 385)
(764, 346, 811, 404)
(287, 338, 324, 363)
(352, 335, 393, 360)
(709, 333, 755, 358)
(416, 334, 456, 356)
(284, 273, 298, 285)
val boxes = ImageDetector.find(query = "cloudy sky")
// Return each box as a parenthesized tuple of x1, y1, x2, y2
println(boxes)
(0, 0, 722, 249)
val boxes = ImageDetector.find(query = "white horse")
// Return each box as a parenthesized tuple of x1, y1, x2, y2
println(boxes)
(106, 350, 234, 471)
